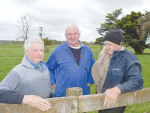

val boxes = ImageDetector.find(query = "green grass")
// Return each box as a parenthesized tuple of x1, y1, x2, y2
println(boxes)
(0, 44, 150, 113)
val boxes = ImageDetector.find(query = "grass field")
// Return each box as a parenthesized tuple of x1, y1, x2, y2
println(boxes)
(0, 44, 150, 113)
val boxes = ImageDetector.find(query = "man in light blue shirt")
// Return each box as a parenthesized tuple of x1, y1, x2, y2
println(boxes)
(0, 37, 53, 111)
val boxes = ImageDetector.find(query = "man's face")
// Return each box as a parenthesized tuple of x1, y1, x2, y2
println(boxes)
(65, 26, 80, 47)
(104, 40, 121, 56)
(25, 43, 44, 64)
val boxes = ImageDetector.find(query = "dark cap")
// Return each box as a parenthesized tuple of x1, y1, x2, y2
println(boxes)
(103, 28, 124, 45)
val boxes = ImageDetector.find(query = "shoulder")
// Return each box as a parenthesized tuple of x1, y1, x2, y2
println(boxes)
(12, 63, 30, 77)
(0, 69, 21, 85)
(121, 49, 139, 62)
(83, 44, 90, 49)
(50, 42, 68, 57)
(120, 49, 141, 71)
(11, 64, 22, 72)
(53, 42, 68, 51)
(82, 44, 92, 52)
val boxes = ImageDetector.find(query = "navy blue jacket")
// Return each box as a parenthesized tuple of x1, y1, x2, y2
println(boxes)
(102, 49, 143, 94)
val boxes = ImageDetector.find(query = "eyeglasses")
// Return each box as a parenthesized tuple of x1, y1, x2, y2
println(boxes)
(31, 49, 44, 53)
(66, 33, 79, 37)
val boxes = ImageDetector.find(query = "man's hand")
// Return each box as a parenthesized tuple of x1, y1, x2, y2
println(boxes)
(87, 83, 91, 86)
(52, 84, 56, 92)
(104, 87, 121, 108)
(22, 95, 50, 111)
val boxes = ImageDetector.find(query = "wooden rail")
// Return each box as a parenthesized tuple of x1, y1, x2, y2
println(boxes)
(0, 87, 150, 113)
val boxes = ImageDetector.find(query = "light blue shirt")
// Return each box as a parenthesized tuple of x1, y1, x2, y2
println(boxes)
(26, 57, 47, 72)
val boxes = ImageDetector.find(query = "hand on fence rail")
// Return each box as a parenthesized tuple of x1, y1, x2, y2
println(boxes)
(104, 86, 121, 108)
(22, 95, 51, 111)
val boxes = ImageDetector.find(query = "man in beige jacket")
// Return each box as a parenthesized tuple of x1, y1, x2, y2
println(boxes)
(92, 28, 143, 113)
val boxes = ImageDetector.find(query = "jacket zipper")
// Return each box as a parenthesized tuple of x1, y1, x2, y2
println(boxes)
(79, 50, 84, 67)
(67, 49, 84, 68)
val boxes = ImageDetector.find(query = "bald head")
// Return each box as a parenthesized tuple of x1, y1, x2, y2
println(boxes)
(65, 24, 80, 34)
(65, 24, 80, 47)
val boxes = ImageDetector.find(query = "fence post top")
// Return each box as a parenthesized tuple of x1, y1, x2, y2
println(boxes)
(66, 87, 83, 96)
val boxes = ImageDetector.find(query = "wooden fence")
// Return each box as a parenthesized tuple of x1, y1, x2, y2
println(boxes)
(0, 87, 150, 113)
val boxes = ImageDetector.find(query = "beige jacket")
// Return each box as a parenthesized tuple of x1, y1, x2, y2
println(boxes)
(91, 47, 111, 94)
(92, 47, 125, 94)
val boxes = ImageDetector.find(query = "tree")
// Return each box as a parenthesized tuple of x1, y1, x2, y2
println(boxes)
(94, 37, 103, 45)
(97, 9, 122, 36)
(96, 9, 122, 51)
(17, 14, 32, 40)
(137, 12, 150, 45)
(94, 37, 104, 51)
(42, 37, 52, 47)
(116, 11, 150, 54)
(51, 39, 62, 44)
(97, 8, 150, 54)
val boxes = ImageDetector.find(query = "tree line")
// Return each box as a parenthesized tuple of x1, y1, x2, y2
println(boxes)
(17, 9, 150, 54)
(95, 9, 150, 54)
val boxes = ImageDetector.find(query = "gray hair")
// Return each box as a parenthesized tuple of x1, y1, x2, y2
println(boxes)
(24, 37, 44, 51)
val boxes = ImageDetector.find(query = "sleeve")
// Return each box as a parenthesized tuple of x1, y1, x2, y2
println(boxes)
(117, 62, 144, 94)
(0, 89, 24, 104)
(87, 49, 95, 84)
(0, 71, 24, 104)
(46, 49, 57, 84)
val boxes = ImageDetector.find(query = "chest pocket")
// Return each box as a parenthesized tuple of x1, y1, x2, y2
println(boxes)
(112, 67, 125, 79)
(58, 59, 72, 70)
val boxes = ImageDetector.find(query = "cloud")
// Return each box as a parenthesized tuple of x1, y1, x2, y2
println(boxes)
(0, 0, 150, 42)
(14, 0, 38, 6)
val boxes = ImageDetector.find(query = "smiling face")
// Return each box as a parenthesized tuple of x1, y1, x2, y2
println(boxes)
(25, 43, 44, 64)
(65, 25, 80, 47)
(104, 40, 121, 56)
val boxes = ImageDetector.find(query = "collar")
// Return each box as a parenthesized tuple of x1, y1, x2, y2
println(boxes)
(103, 46, 125, 58)
(112, 46, 125, 58)
(69, 45, 81, 49)
(25, 57, 47, 72)
(61, 41, 85, 51)
(67, 40, 84, 48)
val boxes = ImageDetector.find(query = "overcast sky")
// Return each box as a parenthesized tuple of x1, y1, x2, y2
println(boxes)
(0, 0, 149, 42)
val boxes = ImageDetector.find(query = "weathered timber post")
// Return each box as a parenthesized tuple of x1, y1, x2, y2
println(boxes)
(66, 87, 83, 113)
(66, 87, 83, 96)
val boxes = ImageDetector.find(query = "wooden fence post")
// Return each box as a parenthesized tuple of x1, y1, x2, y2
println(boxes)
(66, 87, 83, 96)
(66, 87, 83, 113)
